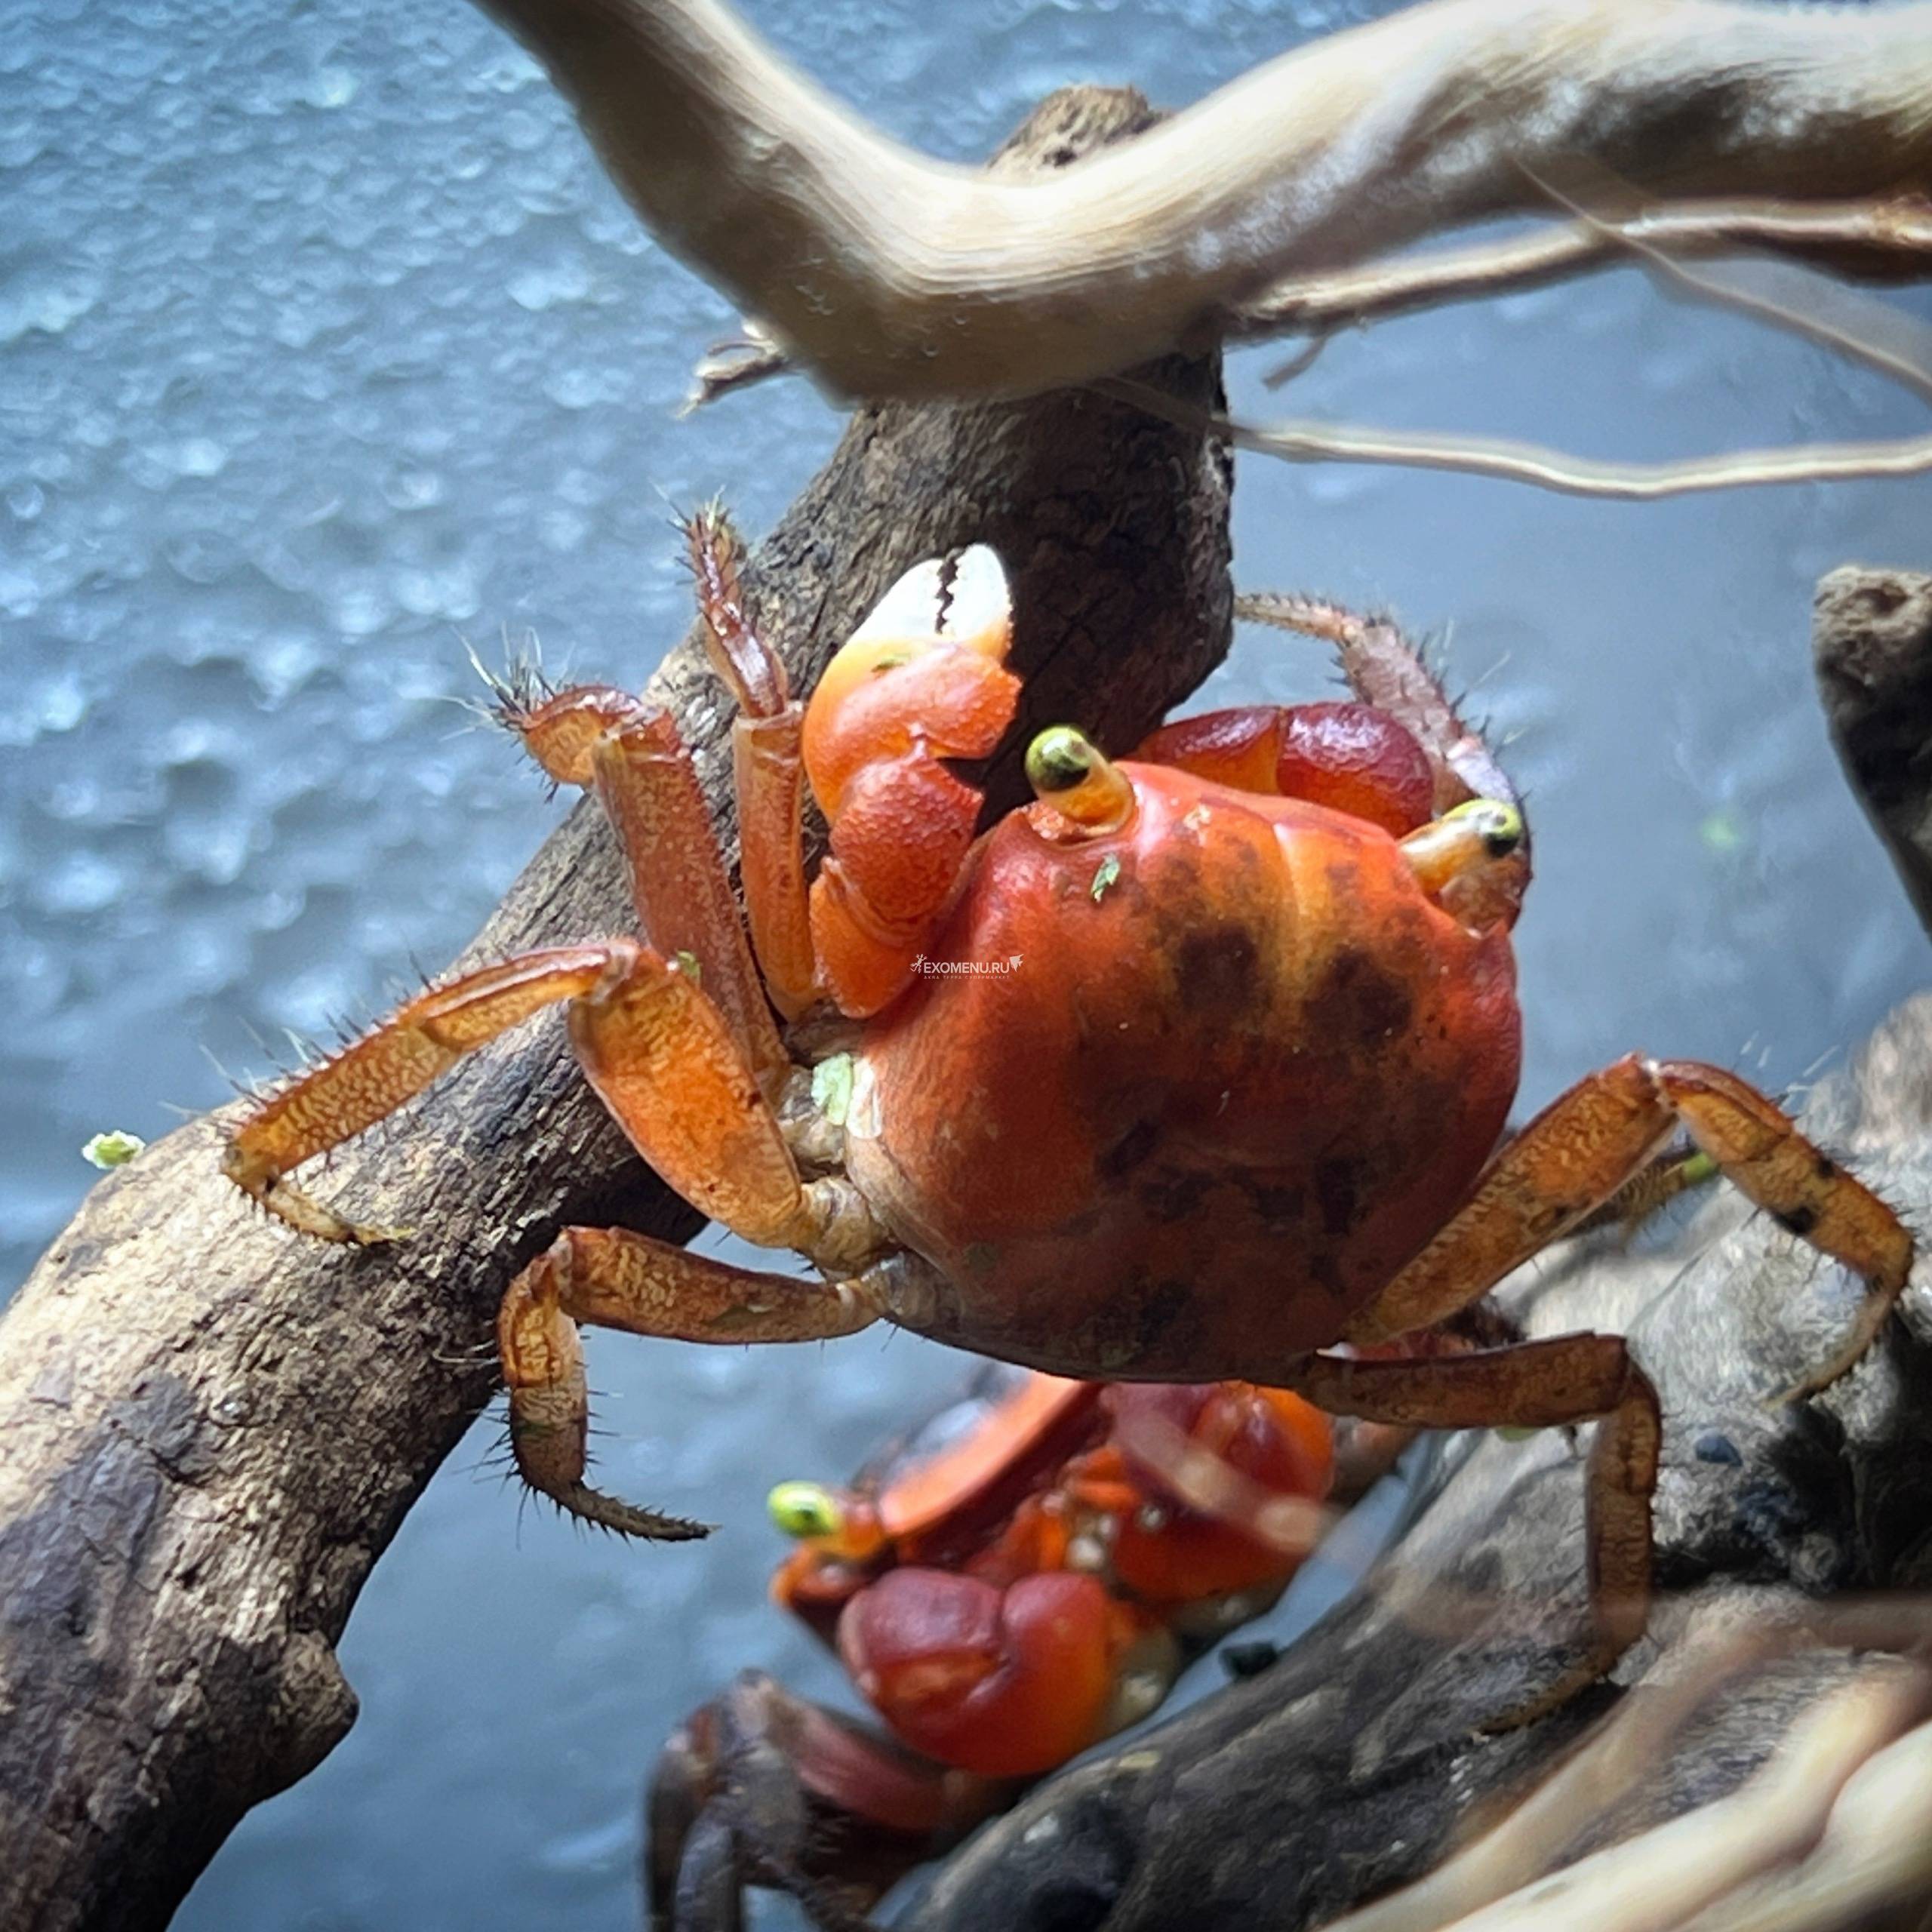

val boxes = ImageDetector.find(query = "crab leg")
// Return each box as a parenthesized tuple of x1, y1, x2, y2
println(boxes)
(1272, 1056, 1909, 1722)
(1235, 592, 1521, 820)
(1284, 1334, 1660, 1726)
(1235, 592, 1530, 928)
(499, 1225, 892, 1534)
(1346, 1055, 1912, 1399)
(505, 681, 788, 1086)
(684, 506, 819, 1020)
(226, 946, 623, 1241)
(650, 1672, 1001, 1932)
(227, 941, 848, 1255)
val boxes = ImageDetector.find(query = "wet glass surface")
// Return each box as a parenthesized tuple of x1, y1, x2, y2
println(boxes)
(2, 0, 1927, 1925)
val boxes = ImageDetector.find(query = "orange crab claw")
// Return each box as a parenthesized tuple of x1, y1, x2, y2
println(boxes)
(801, 548, 1020, 1017)
(1136, 701, 1435, 837)
(1100, 1383, 1335, 1603)
(838, 1567, 1120, 1779)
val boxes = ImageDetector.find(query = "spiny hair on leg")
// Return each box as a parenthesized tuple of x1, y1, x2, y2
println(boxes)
(459, 626, 558, 738)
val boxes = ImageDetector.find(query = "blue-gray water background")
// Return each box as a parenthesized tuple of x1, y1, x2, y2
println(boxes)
(3, 0, 1928, 1925)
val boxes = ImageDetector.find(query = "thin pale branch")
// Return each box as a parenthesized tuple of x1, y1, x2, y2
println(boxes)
(1100, 376, 1932, 501)
(475, 0, 1932, 400)
(1244, 196, 1932, 356)
(1441, 1677, 1930, 1932)
(1519, 172, 1932, 408)
(1683, 1718, 1932, 1932)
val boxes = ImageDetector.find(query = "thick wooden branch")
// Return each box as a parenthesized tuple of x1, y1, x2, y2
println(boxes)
(0, 91, 1233, 1932)
(901, 561, 1932, 1932)
(472, 0, 1932, 399)
(1815, 566, 1932, 937)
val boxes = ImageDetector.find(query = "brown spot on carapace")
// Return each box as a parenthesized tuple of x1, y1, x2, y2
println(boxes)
(1138, 1167, 1214, 1225)
(1249, 1182, 1308, 1228)
(1308, 946, 1414, 1044)
(1174, 924, 1261, 1017)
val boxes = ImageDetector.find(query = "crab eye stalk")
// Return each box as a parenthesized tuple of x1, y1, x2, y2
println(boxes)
(768, 1480, 844, 1541)
(1026, 726, 1134, 834)
(1399, 798, 1525, 896)
(1447, 798, 1524, 857)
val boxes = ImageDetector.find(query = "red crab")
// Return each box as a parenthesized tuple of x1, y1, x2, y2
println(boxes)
(648, 1364, 1339, 1929)
(224, 511, 1912, 1719)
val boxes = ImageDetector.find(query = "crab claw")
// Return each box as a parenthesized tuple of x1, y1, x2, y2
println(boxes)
(803, 546, 1017, 814)
(1101, 1383, 1335, 1604)
(850, 546, 1011, 661)
(838, 1566, 1119, 1779)
(801, 548, 1022, 1017)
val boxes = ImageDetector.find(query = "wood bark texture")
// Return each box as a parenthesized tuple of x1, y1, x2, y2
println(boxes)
(1816, 567, 1932, 937)
(0, 91, 1232, 1932)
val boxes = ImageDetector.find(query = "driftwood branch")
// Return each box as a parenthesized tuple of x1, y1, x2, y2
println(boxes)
(900, 566, 1932, 1932)
(1241, 197, 1932, 348)
(1815, 567, 1932, 937)
(473, 0, 1932, 401)
(0, 91, 1234, 1932)
(694, 193, 1932, 410)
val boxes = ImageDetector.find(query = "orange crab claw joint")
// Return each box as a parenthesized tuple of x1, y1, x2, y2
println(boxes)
(801, 546, 1021, 1017)
(1024, 727, 1135, 835)
(503, 685, 645, 788)
(1398, 798, 1526, 903)
(838, 1568, 1118, 1780)
(566, 950, 808, 1247)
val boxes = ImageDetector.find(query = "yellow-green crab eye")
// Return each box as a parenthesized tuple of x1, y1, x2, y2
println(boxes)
(768, 1480, 843, 1540)
(1444, 797, 1524, 858)
(1025, 725, 1134, 834)
(1026, 725, 1096, 795)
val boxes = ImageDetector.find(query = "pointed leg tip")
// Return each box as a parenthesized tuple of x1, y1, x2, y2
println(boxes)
(555, 1480, 715, 1543)
(349, 1221, 412, 1247)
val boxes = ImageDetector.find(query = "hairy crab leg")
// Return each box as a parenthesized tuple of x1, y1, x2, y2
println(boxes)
(683, 505, 819, 1021)
(1284, 1334, 1660, 1727)
(498, 1225, 895, 1535)
(1346, 1055, 1912, 1395)
(502, 682, 788, 1088)
(226, 941, 848, 1256)
(1283, 1053, 1912, 1719)
(1234, 592, 1521, 817)
(1235, 592, 1530, 929)
(226, 946, 620, 1241)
